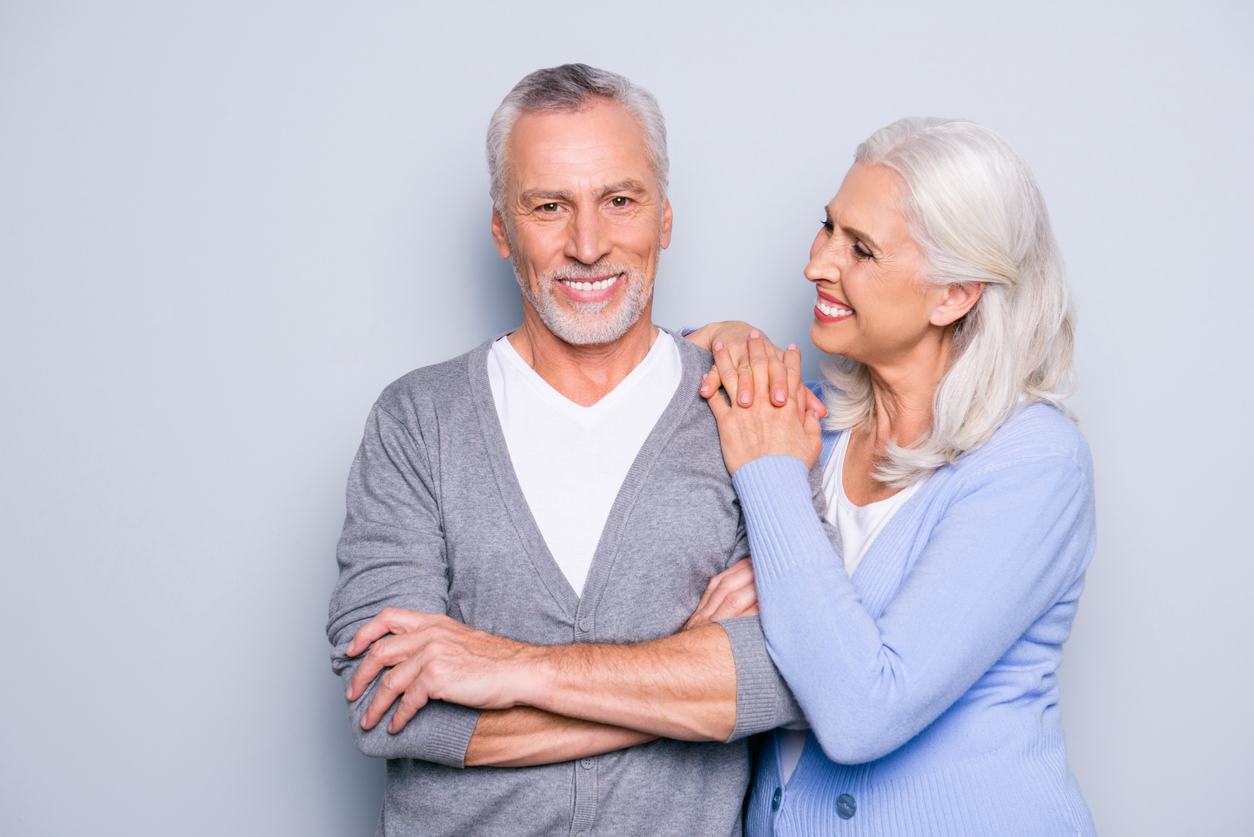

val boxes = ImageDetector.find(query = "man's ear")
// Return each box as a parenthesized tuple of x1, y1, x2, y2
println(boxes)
(659, 199, 673, 250)
(490, 205, 512, 259)
(930, 281, 985, 327)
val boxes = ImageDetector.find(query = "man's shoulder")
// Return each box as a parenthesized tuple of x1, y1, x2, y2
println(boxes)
(372, 338, 497, 422)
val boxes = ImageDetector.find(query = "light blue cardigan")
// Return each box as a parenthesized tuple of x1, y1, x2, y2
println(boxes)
(732, 398, 1097, 836)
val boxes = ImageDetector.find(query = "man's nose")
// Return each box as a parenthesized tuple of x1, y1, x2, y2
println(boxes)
(566, 209, 612, 265)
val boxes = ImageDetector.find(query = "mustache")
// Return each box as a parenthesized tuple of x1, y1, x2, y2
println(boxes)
(542, 261, 635, 283)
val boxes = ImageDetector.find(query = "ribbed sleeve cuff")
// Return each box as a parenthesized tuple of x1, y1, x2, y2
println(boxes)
(732, 455, 835, 587)
(417, 701, 482, 768)
(718, 615, 803, 741)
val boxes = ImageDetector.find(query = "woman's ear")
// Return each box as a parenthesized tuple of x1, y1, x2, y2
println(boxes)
(930, 281, 985, 327)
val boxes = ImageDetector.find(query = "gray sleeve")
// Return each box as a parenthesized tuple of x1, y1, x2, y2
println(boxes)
(718, 459, 833, 741)
(719, 615, 805, 740)
(326, 403, 481, 767)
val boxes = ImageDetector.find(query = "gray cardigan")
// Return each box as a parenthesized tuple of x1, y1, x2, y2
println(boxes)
(328, 333, 803, 837)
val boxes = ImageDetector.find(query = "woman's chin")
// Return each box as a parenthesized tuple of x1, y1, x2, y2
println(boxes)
(810, 320, 849, 358)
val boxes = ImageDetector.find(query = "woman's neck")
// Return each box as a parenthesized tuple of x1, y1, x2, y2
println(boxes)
(862, 329, 953, 452)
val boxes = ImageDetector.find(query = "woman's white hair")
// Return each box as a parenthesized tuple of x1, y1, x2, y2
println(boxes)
(822, 117, 1075, 487)
(486, 64, 668, 210)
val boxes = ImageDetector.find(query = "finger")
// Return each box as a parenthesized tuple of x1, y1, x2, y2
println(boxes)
(691, 569, 725, 619)
(785, 344, 802, 405)
(347, 615, 395, 658)
(347, 608, 426, 657)
(348, 630, 427, 700)
(711, 342, 740, 406)
(805, 387, 827, 418)
(361, 653, 422, 730)
(388, 680, 432, 734)
(746, 330, 770, 406)
(691, 562, 754, 622)
(707, 583, 760, 621)
(768, 351, 789, 407)
(700, 364, 723, 399)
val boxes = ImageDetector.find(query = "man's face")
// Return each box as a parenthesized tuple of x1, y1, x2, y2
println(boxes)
(491, 99, 673, 346)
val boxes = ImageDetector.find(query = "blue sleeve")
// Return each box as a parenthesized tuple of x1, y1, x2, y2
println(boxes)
(732, 447, 1094, 764)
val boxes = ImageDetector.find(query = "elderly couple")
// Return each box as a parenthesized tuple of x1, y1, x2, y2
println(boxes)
(327, 64, 1097, 837)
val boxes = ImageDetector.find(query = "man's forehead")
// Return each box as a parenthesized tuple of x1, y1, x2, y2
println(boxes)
(505, 101, 657, 196)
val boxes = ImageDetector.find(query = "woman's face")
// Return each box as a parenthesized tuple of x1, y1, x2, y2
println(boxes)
(806, 163, 950, 370)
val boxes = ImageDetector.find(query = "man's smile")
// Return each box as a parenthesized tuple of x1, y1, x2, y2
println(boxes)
(556, 273, 623, 303)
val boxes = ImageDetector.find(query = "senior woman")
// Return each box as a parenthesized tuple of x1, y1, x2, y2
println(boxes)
(691, 118, 1097, 836)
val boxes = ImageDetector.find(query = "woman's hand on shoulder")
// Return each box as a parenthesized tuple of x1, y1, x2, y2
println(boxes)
(703, 333, 824, 474)
(685, 321, 794, 408)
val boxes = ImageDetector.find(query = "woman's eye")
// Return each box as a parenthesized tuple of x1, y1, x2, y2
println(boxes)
(820, 219, 834, 233)
(853, 241, 873, 260)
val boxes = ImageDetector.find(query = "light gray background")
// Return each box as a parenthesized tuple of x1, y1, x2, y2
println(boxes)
(1, 1, 1250, 835)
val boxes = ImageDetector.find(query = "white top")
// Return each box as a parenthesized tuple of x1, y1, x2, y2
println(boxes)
(486, 331, 682, 596)
(779, 429, 927, 783)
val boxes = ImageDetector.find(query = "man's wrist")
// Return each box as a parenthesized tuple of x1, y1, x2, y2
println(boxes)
(506, 641, 556, 709)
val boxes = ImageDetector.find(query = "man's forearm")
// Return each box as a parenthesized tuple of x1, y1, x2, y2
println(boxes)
(512, 622, 737, 741)
(465, 708, 655, 767)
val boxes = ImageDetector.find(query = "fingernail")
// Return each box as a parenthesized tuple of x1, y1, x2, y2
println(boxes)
(713, 342, 723, 351)
(740, 392, 751, 405)
(775, 390, 786, 401)
(749, 330, 759, 339)
(787, 344, 797, 350)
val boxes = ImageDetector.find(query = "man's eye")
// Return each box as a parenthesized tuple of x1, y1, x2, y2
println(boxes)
(610, 196, 630, 207)
(539, 203, 560, 212)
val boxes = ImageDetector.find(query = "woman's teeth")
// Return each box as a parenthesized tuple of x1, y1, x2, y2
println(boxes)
(563, 277, 616, 291)
(817, 299, 852, 317)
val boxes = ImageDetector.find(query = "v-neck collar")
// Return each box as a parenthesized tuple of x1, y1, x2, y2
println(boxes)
(818, 423, 933, 611)
(467, 330, 706, 624)
(491, 329, 671, 423)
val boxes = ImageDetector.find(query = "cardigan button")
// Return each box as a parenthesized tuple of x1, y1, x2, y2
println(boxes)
(836, 793, 856, 819)
(581, 757, 594, 769)
(771, 787, 782, 811)
(578, 617, 591, 632)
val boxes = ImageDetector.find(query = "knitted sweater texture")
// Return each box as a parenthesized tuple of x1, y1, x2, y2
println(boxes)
(735, 400, 1098, 837)
(327, 334, 801, 837)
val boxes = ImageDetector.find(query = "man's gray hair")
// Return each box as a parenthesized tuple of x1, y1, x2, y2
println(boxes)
(822, 117, 1076, 486)
(486, 64, 669, 209)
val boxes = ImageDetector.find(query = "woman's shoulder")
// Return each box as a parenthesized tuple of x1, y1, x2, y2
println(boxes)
(961, 401, 1092, 476)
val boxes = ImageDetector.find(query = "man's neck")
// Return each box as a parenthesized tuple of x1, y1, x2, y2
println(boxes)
(508, 308, 660, 408)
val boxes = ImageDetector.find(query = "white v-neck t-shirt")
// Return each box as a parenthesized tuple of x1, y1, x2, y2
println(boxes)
(779, 428, 927, 783)
(486, 331, 682, 596)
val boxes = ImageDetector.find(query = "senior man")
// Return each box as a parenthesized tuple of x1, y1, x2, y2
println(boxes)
(328, 64, 807, 837)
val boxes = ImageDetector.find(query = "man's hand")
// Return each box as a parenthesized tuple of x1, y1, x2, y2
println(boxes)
(684, 558, 759, 630)
(347, 608, 536, 734)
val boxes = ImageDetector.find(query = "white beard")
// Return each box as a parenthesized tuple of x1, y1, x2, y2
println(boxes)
(513, 257, 655, 346)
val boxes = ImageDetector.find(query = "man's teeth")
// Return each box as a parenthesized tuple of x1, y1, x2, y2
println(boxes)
(817, 299, 852, 317)
(563, 277, 616, 291)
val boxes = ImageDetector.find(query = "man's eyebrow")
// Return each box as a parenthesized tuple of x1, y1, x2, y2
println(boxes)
(517, 181, 651, 208)
(599, 180, 649, 197)
(517, 189, 573, 206)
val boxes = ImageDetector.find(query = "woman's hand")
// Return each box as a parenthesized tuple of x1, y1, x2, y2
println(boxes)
(684, 558, 759, 630)
(692, 326, 827, 417)
(703, 334, 823, 475)
(685, 321, 792, 407)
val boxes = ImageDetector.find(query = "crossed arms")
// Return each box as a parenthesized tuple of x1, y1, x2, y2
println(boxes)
(344, 572, 756, 767)
(328, 326, 810, 768)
